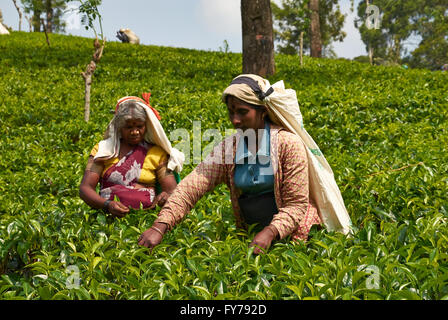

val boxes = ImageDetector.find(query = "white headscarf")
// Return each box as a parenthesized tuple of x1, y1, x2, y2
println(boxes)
(222, 74, 352, 235)
(94, 94, 185, 173)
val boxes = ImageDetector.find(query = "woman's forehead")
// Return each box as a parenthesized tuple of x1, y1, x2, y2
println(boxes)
(124, 118, 146, 125)
(227, 96, 252, 109)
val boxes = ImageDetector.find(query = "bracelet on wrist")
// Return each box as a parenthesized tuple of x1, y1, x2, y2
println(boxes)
(265, 225, 279, 239)
(150, 226, 165, 237)
(103, 200, 112, 211)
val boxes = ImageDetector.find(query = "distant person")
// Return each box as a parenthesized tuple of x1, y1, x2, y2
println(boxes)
(442, 64, 448, 72)
(139, 74, 351, 254)
(0, 22, 9, 35)
(79, 94, 184, 217)
(116, 28, 140, 45)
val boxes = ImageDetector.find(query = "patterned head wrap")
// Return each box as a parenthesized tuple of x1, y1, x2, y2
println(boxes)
(222, 74, 273, 106)
(115, 93, 161, 120)
(94, 93, 185, 173)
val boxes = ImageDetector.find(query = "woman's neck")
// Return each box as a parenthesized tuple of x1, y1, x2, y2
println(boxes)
(246, 119, 268, 154)
(119, 140, 138, 159)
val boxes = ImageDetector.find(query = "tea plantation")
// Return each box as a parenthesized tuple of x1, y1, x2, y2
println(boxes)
(1, 32, 447, 300)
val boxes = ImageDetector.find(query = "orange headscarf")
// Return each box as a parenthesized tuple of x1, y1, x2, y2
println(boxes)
(115, 92, 161, 120)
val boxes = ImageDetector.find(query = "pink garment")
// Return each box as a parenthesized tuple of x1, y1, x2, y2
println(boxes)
(100, 143, 155, 209)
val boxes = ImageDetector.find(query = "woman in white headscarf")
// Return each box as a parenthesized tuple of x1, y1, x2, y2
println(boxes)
(79, 93, 184, 218)
(139, 75, 351, 254)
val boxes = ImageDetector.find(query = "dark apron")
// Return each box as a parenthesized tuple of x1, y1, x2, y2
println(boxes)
(238, 191, 278, 230)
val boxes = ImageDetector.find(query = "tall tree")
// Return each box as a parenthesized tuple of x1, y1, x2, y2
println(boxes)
(241, 0, 276, 77)
(21, 0, 67, 33)
(272, 0, 346, 57)
(355, 0, 427, 65)
(12, 0, 23, 31)
(354, 0, 387, 64)
(308, 0, 322, 57)
(408, 1, 448, 69)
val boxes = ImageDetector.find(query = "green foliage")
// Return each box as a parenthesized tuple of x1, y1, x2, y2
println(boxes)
(21, 0, 68, 33)
(0, 32, 447, 300)
(355, 0, 448, 68)
(272, 0, 346, 56)
(73, 0, 103, 35)
(407, 3, 448, 70)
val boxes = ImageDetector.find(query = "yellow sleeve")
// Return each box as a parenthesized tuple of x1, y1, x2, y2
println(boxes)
(88, 142, 116, 177)
(90, 143, 99, 157)
(139, 145, 169, 186)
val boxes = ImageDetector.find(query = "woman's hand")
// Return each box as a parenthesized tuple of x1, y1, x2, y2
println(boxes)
(249, 225, 279, 255)
(107, 201, 130, 218)
(150, 170, 177, 210)
(138, 222, 167, 249)
(149, 191, 170, 209)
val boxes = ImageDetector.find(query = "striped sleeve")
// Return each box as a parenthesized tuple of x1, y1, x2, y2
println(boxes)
(270, 132, 310, 239)
(154, 142, 228, 229)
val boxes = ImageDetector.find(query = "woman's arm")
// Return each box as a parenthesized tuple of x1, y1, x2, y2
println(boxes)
(138, 142, 228, 249)
(250, 225, 279, 255)
(79, 157, 129, 217)
(269, 133, 310, 239)
(149, 164, 177, 209)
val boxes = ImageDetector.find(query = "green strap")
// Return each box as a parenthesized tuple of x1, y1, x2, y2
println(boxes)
(155, 171, 181, 194)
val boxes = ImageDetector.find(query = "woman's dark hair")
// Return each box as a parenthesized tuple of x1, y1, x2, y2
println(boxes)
(225, 95, 266, 111)
(104, 101, 147, 139)
(225, 95, 271, 122)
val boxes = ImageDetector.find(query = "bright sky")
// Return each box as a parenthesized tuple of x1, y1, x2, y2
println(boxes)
(1, 0, 367, 58)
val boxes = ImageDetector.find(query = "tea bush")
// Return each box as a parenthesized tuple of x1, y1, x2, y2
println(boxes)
(0, 32, 447, 300)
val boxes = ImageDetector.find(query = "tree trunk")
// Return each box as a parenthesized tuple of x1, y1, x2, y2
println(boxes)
(309, 0, 322, 58)
(81, 38, 105, 122)
(32, 10, 41, 32)
(393, 35, 401, 64)
(12, 0, 23, 32)
(25, 16, 33, 32)
(41, 18, 50, 46)
(367, 0, 373, 65)
(241, 0, 276, 77)
(46, 0, 53, 33)
(300, 31, 304, 65)
(82, 65, 94, 122)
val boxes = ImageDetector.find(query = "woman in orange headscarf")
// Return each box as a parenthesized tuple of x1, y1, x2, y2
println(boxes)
(79, 93, 184, 217)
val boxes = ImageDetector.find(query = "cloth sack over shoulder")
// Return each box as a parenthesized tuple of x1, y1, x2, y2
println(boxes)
(93, 93, 185, 173)
(223, 74, 352, 235)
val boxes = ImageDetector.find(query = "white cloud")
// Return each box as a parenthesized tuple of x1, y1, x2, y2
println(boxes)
(332, 0, 367, 58)
(197, 0, 241, 35)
